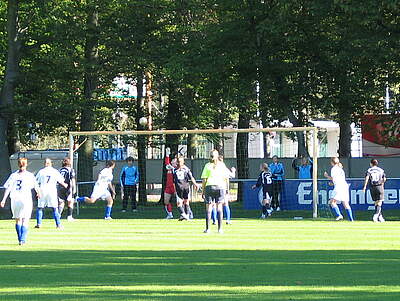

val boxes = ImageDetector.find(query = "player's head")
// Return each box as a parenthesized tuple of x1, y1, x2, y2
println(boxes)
(218, 155, 224, 162)
(18, 158, 28, 171)
(261, 163, 269, 171)
(370, 159, 378, 166)
(62, 157, 71, 167)
(44, 158, 52, 167)
(210, 149, 219, 163)
(272, 155, 278, 163)
(301, 157, 309, 165)
(126, 156, 134, 166)
(177, 156, 185, 167)
(106, 160, 115, 169)
(331, 157, 340, 166)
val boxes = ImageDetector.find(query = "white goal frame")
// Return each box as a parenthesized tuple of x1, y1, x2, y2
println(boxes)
(69, 127, 319, 218)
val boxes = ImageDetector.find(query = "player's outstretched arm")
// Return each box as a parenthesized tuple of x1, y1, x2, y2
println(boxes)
(0, 188, 11, 207)
(292, 159, 299, 171)
(323, 171, 332, 181)
(71, 178, 77, 196)
(201, 179, 207, 197)
(190, 176, 200, 190)
(108, 183, 116, 199)
(362, 175, 369, 192)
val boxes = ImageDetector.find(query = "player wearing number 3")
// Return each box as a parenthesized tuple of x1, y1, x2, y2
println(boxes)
(1, 158, 40, 245)
(35, 158, 68, 229)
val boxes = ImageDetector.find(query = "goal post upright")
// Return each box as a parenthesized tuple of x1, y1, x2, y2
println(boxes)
(312, 127, 319, 218)
(69, 133, 74, 169)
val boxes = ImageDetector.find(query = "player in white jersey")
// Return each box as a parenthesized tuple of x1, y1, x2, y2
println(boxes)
(77, 160, 116, 220)
(35, 158, 67, 229)
(1, 158, 40, 245)
(324, 157, 354, 221)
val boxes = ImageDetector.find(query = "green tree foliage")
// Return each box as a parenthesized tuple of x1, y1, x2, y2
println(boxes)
(1, 0, 400, 185)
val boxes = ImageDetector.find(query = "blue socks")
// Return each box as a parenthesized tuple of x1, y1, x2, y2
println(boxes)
(346, 208, 354, 221)
(77, 196, 86, 203)
(15, 224, 22, 242)
(331, 205, 341, 217)
(212, 206, 232, 222)
(211, 208, 217, 223)
(36, 208, 44, 225)
(331, 205, 354, 221)
(223, 205, 231, 221)
(105, 205, 112, 218)
(52, 208, 61, 227)
(20, 226, 28, 243)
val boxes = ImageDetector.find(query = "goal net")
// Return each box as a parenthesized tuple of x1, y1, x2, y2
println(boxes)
(69, 127, 319, 218)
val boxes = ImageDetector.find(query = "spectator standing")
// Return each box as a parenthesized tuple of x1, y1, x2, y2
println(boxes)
(269, 155, 285, 211)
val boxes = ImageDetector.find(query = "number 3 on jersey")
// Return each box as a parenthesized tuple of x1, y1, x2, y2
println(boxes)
(16, 180, 22, 191)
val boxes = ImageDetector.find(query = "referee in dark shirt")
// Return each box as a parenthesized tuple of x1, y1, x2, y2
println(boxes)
(362, 159, 386, 222)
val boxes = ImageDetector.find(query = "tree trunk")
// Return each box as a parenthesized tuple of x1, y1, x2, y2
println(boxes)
(159, 84, 181, 203)
(236, 112, 250, 202)
(0, 0, 22, 217)
(338, 100, 352, 157)
(164, 84, 181, 152)
(136, 71, 147, 205)
(187, 134, 197, 159)
(77, 4, 99, 184)
(288, 110, 309, 157)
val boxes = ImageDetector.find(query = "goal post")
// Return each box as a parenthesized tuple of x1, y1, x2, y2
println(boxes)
(69, 127, 319, 218)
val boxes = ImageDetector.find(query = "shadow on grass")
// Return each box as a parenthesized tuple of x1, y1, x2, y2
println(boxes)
(0, 249, 400, 300)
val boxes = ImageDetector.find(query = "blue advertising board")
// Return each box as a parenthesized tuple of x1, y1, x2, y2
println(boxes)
(243, 179, 400, 211)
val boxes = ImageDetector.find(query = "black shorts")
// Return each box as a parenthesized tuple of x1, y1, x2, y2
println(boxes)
(176, 187, 190, 200)
(58, 187, 72, 202)
(262, 188, 273, 200)
(123, 185, 137, 200)
(204, 185, 225, 204)
(272, 181, 283, 193)
(370, 185, 384, 201)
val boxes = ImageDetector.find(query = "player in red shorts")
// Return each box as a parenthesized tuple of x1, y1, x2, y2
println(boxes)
(164, 148, 177, 219)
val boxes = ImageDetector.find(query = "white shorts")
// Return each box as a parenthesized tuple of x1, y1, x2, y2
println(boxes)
(38, 192, 59, 208)
(11, 199, 33, 219)
(331, 186, 349, 203)
(91, 185, 111, 201)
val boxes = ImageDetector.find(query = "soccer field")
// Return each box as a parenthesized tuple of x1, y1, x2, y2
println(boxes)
(1, 212, 400, 300)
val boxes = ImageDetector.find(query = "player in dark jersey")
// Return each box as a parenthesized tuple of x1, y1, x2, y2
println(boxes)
(173, 156, 200, 220)
(57, 157, 76, 221)
(362, 159, 386, 222)
(252, 163, 273, 219)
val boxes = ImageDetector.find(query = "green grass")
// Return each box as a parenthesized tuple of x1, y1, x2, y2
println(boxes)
(1, 205, 400, 300)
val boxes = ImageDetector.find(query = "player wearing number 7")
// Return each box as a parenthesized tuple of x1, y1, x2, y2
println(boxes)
(35, 158, 68, 229)
(1, 158, 40, 245)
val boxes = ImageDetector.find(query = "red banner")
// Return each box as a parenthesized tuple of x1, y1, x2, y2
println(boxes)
(361, 114, 400, 156)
